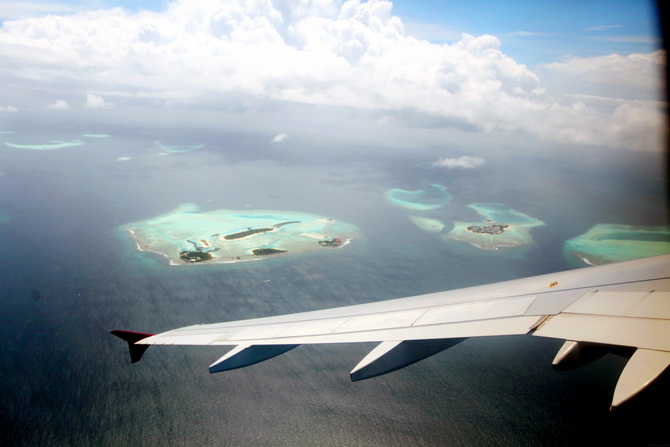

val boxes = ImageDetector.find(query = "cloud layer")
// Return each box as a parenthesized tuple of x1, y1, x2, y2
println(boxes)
(0, 0, 665, 150)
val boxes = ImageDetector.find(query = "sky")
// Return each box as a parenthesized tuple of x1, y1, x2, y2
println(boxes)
(0, 0, 666, 152)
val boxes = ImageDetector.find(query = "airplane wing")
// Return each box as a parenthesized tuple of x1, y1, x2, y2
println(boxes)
(112, 254, 670, 408)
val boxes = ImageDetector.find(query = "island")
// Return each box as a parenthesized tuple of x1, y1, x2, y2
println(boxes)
(564, 224, 670, 265)
(122, 203, 361, 265)
(444, 203, 544, 250)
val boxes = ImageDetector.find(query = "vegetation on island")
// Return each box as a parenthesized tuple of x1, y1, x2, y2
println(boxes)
(179, 250, 213, 262)
(224, 228, 274, 240)
(273, 221, 301, 228)
(251, 248, 287, 256)
(467, 223, 509, 235)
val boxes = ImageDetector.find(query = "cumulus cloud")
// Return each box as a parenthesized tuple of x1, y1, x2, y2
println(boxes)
(47, 100, 70, 109)
(271, 133, 290, 143)
(432, 155, 486, 169)
(85, 94, 112, 108)
(0, 0, 665, 151)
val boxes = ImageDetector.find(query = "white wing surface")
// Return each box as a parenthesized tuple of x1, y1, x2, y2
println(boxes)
(112, 254, 670, 407)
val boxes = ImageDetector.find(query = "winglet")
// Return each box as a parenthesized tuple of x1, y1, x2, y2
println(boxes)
(111, 330, 155, 363)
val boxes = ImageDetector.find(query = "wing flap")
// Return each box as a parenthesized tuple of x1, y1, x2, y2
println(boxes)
(563, 280, 669, 318)
(333, 309, 427, 334)
(414, 295, 535, 325)
(533, 314, 670, 352)
(524, 289, 592, 315)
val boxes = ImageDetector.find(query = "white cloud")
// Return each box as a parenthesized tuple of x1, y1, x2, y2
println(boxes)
(271, 133, 290, 143)
(536, 50, 666, 151)
(432, 155, 486, 169)
(0, 0, 665, 151)
(47, 99, 70, 109)
(0, 105, 18, 112)
(85, 93, 112, 108)
(542, 50, 665, 91)
(586, 24, 622, 31)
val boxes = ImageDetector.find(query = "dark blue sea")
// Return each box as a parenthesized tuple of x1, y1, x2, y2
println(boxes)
(0, 121, 668, 446)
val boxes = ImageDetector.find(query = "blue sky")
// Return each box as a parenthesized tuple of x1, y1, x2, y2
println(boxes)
(392, 0, 662, 66)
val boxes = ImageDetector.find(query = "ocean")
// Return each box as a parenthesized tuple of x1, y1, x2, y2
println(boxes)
(0, 124, 668, 446)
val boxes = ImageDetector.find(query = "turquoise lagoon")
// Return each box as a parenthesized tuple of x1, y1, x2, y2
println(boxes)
(4, 140, 85, 150)
(154, 140, 204, 153)
(123, 203, 361, 265)
(385, 184, 452, 211)
(564, 224, 670, 265)
(407, 216, 445, 233)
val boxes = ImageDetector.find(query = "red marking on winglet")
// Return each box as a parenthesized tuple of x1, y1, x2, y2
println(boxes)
(111, 330, 155, 363)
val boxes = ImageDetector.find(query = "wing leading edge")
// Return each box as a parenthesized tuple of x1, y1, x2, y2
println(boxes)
(112, 254, 670, 408)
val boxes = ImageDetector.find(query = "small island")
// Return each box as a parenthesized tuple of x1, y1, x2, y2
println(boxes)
(445, 203, 544, 250)
(122, 203, 361, 265)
